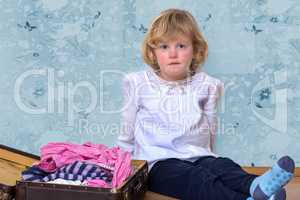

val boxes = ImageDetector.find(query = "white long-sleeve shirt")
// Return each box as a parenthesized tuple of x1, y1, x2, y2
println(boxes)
(117, 69, 224, 169)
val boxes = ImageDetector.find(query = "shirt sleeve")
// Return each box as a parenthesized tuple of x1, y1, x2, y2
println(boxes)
(202, 79, 224, 151)
(117, 74, 138, 154)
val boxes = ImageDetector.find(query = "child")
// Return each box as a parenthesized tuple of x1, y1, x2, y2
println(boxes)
(117, 8, 295, 200)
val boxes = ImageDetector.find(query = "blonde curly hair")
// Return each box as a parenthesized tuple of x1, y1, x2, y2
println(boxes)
(142, 8, 208, 73)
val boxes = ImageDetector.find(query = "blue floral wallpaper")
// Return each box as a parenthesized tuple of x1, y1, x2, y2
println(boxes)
(0, 0, 299, 166)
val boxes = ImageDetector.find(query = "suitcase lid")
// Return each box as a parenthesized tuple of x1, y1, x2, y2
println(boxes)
(0, 144, 39, 186)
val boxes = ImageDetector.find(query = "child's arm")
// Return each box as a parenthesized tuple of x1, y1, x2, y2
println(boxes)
(117, 74, 138, 154)
(203, 79, 224, 152)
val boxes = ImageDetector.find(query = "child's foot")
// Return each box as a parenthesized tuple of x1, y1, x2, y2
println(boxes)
(250, 156, 294, 200)
(247, 188, 286, 200)
(270, 188, 286, 200)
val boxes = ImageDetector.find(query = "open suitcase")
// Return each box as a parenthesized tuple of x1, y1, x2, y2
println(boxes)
(0, 144, 148, 200)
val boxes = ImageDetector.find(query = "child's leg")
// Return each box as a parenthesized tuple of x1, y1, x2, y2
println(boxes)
(250, 156, 294, 200)
(193, 156, 257, 194)
(148, 158, 249, 200)
(193, 156, 294, 200)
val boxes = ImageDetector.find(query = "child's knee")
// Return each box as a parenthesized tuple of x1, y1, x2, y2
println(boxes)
(189, 166, 217, 184)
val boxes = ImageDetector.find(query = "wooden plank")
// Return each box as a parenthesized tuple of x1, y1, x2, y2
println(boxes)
(144, 191, 178, 200)
(285, 177, 300, 200)
(0, 158, 27, 186)
(243, 167, 300, 177)
(0, 148, 38, 167)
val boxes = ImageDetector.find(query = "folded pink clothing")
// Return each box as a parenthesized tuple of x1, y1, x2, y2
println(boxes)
(86, 179, 111, 188)
(36, 142, 132, 188)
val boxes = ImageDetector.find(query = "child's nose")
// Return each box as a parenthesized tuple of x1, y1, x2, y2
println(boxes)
(168, 47, 178, 58)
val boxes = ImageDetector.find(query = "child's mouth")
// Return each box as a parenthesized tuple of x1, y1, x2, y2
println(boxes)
(169, 62, 180, 65)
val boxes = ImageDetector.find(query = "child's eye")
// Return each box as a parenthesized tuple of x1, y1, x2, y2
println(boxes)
(158, 44, 168, 49)
(177, 44, 186, 48)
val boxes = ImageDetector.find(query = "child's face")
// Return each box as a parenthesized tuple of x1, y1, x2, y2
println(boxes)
(153, 36, 193, 81)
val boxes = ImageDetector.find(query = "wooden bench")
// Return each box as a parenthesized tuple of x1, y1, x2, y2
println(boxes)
(1, 146, 299, 200)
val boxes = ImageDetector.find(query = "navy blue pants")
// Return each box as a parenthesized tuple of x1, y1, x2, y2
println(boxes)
(148, 156, 258, 200)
